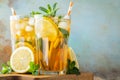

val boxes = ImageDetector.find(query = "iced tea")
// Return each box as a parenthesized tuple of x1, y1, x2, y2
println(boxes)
(34, 15, 70, 74)
(10, 16, 38, 64)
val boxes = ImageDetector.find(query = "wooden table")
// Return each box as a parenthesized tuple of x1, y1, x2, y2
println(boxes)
(0, 72, 94, 80)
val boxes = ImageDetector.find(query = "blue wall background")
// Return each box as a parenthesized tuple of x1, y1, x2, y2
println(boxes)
(0, 0, 120, 74)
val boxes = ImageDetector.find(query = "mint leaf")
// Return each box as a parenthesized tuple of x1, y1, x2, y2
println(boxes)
(28, 62, 39, 75)
(70, 61, 75, 69)
(30, 11, 41, 17)
(72, 67, 80, 75)
(32, 70, 39, 75)
(0, 61, 13, 74)
(1, 67, 8, 74)
(53, 2, 57, 10)
(58, 15, 63, 19)
(66, 59, 80, 75)
(47, 4, 52, 12)
(29, 62, 34, 72)
(58, 28, 69, 39)
(53, 8, 59, 17)
(39, 7, 49, 13)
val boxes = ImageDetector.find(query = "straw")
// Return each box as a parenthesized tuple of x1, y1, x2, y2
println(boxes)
(11, 8, 16, 15)
(67, 1, 74, 16)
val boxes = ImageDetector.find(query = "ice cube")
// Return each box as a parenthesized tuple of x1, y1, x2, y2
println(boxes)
(10, 15, 20, 20)
(58, 21, 68, 30)
(28, 17, 34, 25)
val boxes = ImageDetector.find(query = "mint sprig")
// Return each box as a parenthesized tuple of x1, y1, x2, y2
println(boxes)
(0, 61, 13, 74)
(28, 62, 39, 75)
(30, 11, 41, 17)
(30, 2, 59, 17)
(39, 2, 59, 17)
(66, 59, 80, 75)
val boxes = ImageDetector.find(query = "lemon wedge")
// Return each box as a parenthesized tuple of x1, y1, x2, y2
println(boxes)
(68, 47, 79, 69)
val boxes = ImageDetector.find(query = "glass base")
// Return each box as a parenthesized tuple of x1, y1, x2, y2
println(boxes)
(40, 70, 65, 75)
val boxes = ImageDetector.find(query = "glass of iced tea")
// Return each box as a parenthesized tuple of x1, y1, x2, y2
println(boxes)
(34, 15, 70, 74)
(10, 16, 38, 64)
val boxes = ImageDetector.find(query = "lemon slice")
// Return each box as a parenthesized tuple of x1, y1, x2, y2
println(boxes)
(15, 42, 39, 64)
(68, 47, 79, 69)
(15, 42, 34, 51)
(10, 47, 34, 73)
(40, 17, 58, 42)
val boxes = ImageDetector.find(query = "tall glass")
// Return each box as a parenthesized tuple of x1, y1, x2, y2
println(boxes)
(10, 16, 38, 64)
(34, 15, 70, 74)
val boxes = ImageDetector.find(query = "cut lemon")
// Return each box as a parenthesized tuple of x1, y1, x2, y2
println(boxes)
(10, 47, 34, 73)
(68, 47, 79, 69)
(15, 42, 39, 64)
(40, 17, 58, 42)
(15, 42, 34, 51)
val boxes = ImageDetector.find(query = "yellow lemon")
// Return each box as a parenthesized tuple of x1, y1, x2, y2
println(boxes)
(40, 17, 58, 42)
(10, 47, 34, 73)
(15, 42, 34, 51)
(68, 47, 79, 69)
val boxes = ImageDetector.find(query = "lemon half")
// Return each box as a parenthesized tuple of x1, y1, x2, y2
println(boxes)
(10, 47, 34, 73)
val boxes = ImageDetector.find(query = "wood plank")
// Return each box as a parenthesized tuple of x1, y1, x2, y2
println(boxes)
(0, 72, 94, 80)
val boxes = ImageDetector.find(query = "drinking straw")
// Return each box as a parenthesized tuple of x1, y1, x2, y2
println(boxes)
(64, 1, 73, 19)
(11, 8, 16, 15)
(67, 1, 74, 16)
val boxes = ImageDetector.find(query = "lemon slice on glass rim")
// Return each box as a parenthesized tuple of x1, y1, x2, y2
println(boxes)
(10, 46, 34, 73)
(40, 17, 59, 42)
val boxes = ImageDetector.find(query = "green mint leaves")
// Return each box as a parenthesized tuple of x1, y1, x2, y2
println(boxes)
(30, 11, 41, 17)
(0, 61, 40, 75)
(30, 2, 59, 17)
(59, 28, 69, 39)
(39, 2, 59, 17)
(39, 7, 49, 13)
(0, 61, 13, 74)
(66, 59, 80, 75)
(28, 62, 39, 75)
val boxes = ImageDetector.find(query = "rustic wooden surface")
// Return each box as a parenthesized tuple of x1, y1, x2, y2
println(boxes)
(0, 72, 93, 80)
